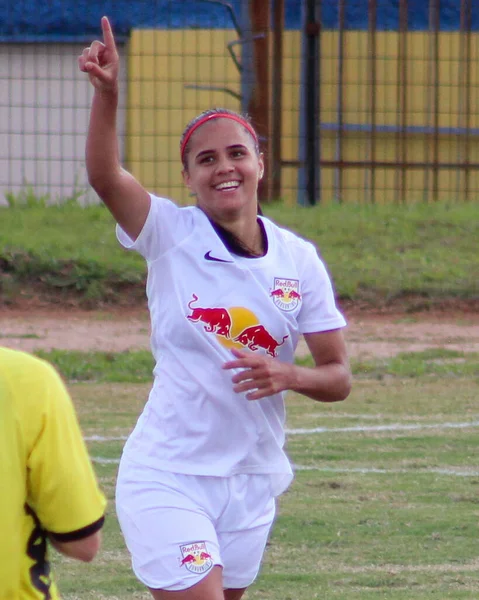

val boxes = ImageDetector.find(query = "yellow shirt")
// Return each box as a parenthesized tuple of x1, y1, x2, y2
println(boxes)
(0, 348, 107, 599)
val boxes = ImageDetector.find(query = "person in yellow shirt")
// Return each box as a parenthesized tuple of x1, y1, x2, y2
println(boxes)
(0, 347, 107, 599)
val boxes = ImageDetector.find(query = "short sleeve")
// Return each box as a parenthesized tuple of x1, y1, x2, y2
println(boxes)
(116, 193, 195, 261)
(26, 360, 107, 536)
(297, 242, 347, 334)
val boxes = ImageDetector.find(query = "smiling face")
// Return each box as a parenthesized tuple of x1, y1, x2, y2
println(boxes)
(182, 118, 264, 223)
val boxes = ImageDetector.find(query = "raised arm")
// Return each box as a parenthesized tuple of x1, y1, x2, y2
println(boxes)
(79, 16, 150, 240)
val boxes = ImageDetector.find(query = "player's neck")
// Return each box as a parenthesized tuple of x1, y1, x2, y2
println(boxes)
(224, 217, 264, 256)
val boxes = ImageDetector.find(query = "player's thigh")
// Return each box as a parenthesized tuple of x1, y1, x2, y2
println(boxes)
(116, 463, 222, 592)
(148, 566, 225, 600)
(220, 474, 276, 590)
(220, 518, 274, 590)
(224, 587, 247, 600)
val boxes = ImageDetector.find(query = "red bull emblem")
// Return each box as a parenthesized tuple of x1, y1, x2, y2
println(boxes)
(186, 295, 288, 357)
(270, 278, 302, 312)
(178, 541, 213, 574)
(234, 325, 288, 358)
(187, 294, 232, 338)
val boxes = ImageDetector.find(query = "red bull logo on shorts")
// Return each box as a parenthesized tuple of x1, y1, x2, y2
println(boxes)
(186, 295, 288, 358)
(270, 278, 302, 312)
(179, 541, 213, 574)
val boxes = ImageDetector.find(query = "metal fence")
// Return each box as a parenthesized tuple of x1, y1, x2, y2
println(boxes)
(309, 0, 479, 205)
(1, 0, 478, 206)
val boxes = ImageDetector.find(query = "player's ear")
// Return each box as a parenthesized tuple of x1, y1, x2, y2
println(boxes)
(258, 153, 264, 180)
(182, 169, 197, 198)
(182, 168, 191, 188)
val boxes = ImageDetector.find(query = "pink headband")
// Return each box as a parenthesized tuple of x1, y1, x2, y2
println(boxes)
(180, 113, 259, 163)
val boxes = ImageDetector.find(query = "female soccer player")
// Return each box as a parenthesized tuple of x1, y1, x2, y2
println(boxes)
(79, 17, 351, 600)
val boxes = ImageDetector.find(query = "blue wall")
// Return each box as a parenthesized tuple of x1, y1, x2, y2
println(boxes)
(2, 0, 478, 42)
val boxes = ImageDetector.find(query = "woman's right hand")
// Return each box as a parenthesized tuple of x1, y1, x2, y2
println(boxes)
(78, 16, 119, 93)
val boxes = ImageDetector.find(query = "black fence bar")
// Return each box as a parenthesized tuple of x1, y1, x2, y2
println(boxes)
(272, 0, 284, 200)
(461, 0, 472, 200)
(367, 0, 377, 204)
(432, 0, 440, 201)
(304, 0, 321, 205)
(398, 0, 408, 204)
(334, 0, 345, 203)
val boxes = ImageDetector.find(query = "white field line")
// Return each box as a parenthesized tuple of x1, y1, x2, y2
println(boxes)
(90, 456, 479, 476)
(85, 419, 479, 443)
(285, 420, 479, 434)
(88, 419, 479, 473)
(292, 465, 479, 477)
(313, 560, 479, 574)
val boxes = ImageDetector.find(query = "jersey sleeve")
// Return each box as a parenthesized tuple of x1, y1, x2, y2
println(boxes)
(26, 359, 107, 538)
(116, 193, 195, 261)
(297, 241, 347, 334)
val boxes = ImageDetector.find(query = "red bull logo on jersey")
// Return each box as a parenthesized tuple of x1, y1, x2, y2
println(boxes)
(187, 294, 232, 337)
(179, 541, 213, 574)
(186, 295, 288, 358)
(270, 278, 302, 312)
(234, 325, 288, 357)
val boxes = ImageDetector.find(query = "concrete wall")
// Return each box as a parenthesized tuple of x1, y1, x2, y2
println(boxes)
(0, 43, 127, 205)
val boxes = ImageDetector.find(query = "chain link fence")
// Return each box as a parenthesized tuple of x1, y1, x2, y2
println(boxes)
(1, 0, 478, 206)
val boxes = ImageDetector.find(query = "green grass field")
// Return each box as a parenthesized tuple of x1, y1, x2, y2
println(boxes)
(48, 351, 479, 599)
(1, 200, 478, 309)
(2, 196, 478, 597)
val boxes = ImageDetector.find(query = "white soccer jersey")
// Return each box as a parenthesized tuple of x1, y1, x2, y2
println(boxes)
(117, 194, 346, 495)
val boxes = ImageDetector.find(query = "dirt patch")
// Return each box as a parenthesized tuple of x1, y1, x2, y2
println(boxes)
(0, 306, 151, 353)
(341, 313, 479, 359)
(1, 304, 478, 359)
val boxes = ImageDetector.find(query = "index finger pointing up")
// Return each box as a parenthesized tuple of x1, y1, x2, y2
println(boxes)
(101, 16, 117, 50)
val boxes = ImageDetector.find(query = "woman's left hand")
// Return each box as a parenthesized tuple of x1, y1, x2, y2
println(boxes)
(222, 348, 295, 400)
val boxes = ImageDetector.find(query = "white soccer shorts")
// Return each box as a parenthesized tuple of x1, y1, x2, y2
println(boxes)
(116, 458, 276, 591)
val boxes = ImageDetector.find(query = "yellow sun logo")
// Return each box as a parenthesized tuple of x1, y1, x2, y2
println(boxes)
(217, 307, 259, 349)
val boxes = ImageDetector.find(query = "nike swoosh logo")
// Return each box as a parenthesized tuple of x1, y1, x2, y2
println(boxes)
(204, 251, 233, 263)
